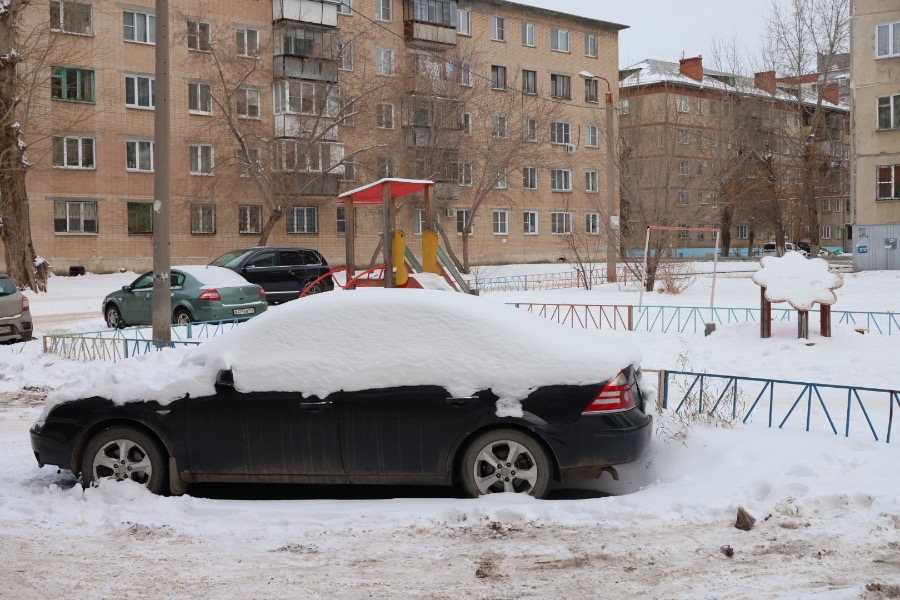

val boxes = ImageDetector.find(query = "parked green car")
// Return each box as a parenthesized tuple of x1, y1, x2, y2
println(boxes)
(102, 266, 267, 328)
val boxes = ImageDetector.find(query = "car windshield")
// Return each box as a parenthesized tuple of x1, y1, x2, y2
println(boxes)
(0, 277, 16, 296)
(210, 250, 251, 269)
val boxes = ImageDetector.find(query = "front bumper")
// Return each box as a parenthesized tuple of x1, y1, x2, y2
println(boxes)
(30, 420, 77, 471)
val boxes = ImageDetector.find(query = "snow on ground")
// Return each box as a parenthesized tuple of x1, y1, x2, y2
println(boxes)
(2, 265, 899, 599)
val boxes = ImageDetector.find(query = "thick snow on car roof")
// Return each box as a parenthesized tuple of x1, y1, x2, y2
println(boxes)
(175, 265, 252, 287)
(44, 290, 641, 417)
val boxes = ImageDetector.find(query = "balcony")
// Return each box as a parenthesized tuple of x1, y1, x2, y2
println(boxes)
(404, 21, 457, 46)
(273, 0, 339, 27)
(274, 56, 338, 83)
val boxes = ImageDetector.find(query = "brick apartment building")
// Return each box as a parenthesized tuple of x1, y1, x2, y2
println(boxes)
(2, 0, 626, 274)
(618, 56, 850, 258)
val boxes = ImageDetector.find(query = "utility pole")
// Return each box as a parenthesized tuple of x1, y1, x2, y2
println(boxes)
(579, 71, 618, 283)
(152, 0, 171, 345)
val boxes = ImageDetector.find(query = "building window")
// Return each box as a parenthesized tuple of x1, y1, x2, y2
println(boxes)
(411, 0, 455, 26)
(710, 192, 719, 207)
(676, 128, 690, 145)
(340, 42, 354, 71)
(678, 225, 690, 239)
(123, 10, 154, 43)
(458, 162, 473, 186)
(522, 117, 538, 142)
(877, 94, 900, 130)
(127, 202, 153, 234)
(620, 99, 630, 115)
(491, 65, 506, 90)
(287, 206, 318, 234)
(338, 0, 353, 15)
(51, 67, 94, 102)
(236, 28, 259, 57)
(821, 197, 831, 212)
(125, 75, 155, 109)
(584, 78, 598, 103)
(696, 162, 704, 176)
(586, 212, 600, 234)
(52, 136, 95, 169)
(492, 114, 507, 138)
(376, 47, 394, 75)
(676, 95, 689, 113)
(523, 211, 538, 235)
(190, 204, 215, 234)
(50, 0, 92, 35)
(523, 166, 537, 189)
(340, 161, 356, 182)
(585, 124, 598, 147)
(375, 103, 394, 129)
(456, 209, 472, 235)
(697, 192, 706, 205)
(461, 112, 473, 134)
(677, 190, 690, 205)
(337, 206, 347, 235)
(460, 60, 473, 86)
(378, 156, 395, 178)
(821, 225, 832, 240)
(522, 69, 537, 94)
(457, 9, 471, 35)
(491, 16, 505, 41)
(493, 210, 509, 235)
(236, 147, 261, 177)
(412, 208, 426, 235)
(189, 144, 214, 175)
(375, 0, 392, 21)
(585, 171, 598, 193)
(550, 74, 570, 99)
(835, 199, 842, 213)
(522, 21, 535, 47)
(551, 211, 572, 234)
(585, 33, 597, 57)
(877, 165, 900, 200)
(54, 200, 98, 233)
(493, 168, 508, 189)
(188, 82, 212, 114)
(835, 225, 843, 240)
(273, 80, 326, 115)
(678, 160, 690, 177)
(126, 140, 154, 172)
(550, 121, 571, 145)
(551, 169, 572, 192)
(876, 22, 900, 58)
(737, 225, 748, 239)
(239, 205, 262, 234)
(237, 87, 260, 118)
(187, 20, 211, 51)
(550, 27, 569, 52)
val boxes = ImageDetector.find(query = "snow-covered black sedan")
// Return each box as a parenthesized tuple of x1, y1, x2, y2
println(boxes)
(31, 290, 651, 499)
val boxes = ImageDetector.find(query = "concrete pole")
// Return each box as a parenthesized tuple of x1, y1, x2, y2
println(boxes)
(151, 0, 171, 345)
(604, 93, 618, 283)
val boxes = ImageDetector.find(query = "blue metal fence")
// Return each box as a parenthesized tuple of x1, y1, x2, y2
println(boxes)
(661, 370, 900, 443)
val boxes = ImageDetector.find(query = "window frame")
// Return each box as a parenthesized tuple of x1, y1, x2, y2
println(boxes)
(550, 211, 573, 235)
(584, 33, 597, 58)
(457, 9, 471, 36)
(876, 22, 900, 59)
(585, 170, 599, 193)
(522, 69, 537, 95)
(187, 20, 211, 52)
(550, 121, 572, 145)
(127, 202, 154, 234)
(188, 81, 212, 115)
(523, 211, 538, 235)
(877, 94, 900, 130)
(550, 27, 569, 52)
(51, 67, 95, 103)
(50, 0, 92, 36)
(550, 168, 572, 192)
(237, 87, 260, 119)
(191, 203, 216, 234)
(457, 162, 473, 186)
(375, 0, 392, 21)
(123, 10, 154, 44)
(125, 74, 155, 109)
(375, 47, 394, 76)
(676, 95, 689, 113)
(584, 78, 598, 103)
(456, 209, 473, 236)
(585, 212, 600, 234)
(125, 140, 154, 172)
(338, 0, 353, 15)
(492, 209, 509, 235)
(239, 204, 262, 234)
(287, 206, 319, 234)
(236, 27, 260, 58)
(376, 102, 395, 129)
(491, 65, 507, 90)
(585, 124, 599, 147)
(521, 21, 535, 47)
(550, 74, 571, 99)
(189, 144, 215, 176)
(523, 166, 537, 190)
(737, 225, 749, 239)
(54, 199, 98, 234)
(877, 165, 900, 200)
(523, 117, 537, 142)
(491, 16, 505, 41)
(52, 135, 95, 169)
(491, 114, 508, 138)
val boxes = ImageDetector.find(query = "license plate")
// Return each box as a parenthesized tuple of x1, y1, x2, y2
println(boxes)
(0, 326, 10, 334)
(233, 308, 255, 315)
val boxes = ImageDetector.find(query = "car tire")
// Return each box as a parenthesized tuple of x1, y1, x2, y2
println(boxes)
(172, 308, 193, 325)
(304, 283, 325, 296)
(460, 428, 551, 499)
(105, 304, 125, 329)
(81, 426, 168, 494)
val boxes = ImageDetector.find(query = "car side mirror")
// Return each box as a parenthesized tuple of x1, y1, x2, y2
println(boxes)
(122, 285, 131, 292)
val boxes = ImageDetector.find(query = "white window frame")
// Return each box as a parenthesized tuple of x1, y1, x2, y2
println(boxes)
(52, 135, 95, 169)
(54, 200, 98, 233)
(125, 140, 154, 172)
(237, 87, 260, 119)
(413, 208, 426, 235)
(877, 94, 900, 130)
(189, 144, 215, 175)
(125, 75, 155, 109)
(340, 41, 354, 71)
(236, 146, 261, 177)
(287, 206, 319, 234)
(523, 166, 537, 190)
(492, 114, 508, 138)
(239, 204, 262, 234)
(550, 74, 570, 99)
(187, 20, 211, 52)
(550, 27, 569, 52)
(585, 212, 600, 235)
(522, 69, 537, 94)
(522, 21, 535, 47)
(677, 190, 690, 205)
(523, 211, 538, 235)
(822, 197, 831, 212)
(550, 121, 571, 145)
(457, 9, 471, 36)
(493, 168, 508, 190)
(620, 99, 630, 115)
(737, 225, 749, 239)
(678, 160, 690, 177)
(585, 124, 598, 147)
(551, 211, 572, 235)
(876, 22, 900, 59)
(50, 0, 92, 36)
(821, 225, 832, 240)
(236, 28, 259, 58)
(877, 165, 900, 200)
(551, 169, 572, 192)
(585, 33, 597, 57)
(338, 0, 353, 16)
(585, 170, 599, 193)
(492, 209, 509, 235)
(461, 112, 473, 135)
(677, 128, 690, 145)
(376, 102, 394, 129)
(491, 65, 506, 90)
(188, 82, 212, 115)
(375, 0, 392, 21)
(376, 47, 394, 76)
(491, 16, 505, 41)
(460, 60, 473, 86)
(458, 162, 473, 186)
(456, 209, 473, 236)
(191, 204, 216, 234)
(523, 117, 537, 142)
(676, 95, 689, 113)
(123, 10, 154, 44)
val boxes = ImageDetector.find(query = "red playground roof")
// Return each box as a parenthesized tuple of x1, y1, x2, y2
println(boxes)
(337, 178, 434, 205)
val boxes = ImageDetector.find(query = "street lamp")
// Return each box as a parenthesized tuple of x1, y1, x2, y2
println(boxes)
(579, 70, 618, 284)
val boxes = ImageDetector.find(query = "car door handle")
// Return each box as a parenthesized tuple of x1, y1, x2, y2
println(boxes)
(446, 397, 477, 407)
(300, 400, 332, 412)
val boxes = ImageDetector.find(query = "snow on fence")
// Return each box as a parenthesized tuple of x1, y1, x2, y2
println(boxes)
(660, 370, 900, 444)
(472, 267, 628, 292)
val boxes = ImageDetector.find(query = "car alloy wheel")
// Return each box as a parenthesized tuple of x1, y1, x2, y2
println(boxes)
(105, 305, 124, 329)
(461, 429, 551, 499)
(173, 308, 193, 325)
(82, 426, 167, 494)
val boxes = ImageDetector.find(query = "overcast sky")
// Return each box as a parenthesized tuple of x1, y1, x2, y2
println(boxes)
(513, 0, 784, 69)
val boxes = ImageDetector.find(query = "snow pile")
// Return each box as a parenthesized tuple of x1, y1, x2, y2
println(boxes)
(752, 252, 843, 310)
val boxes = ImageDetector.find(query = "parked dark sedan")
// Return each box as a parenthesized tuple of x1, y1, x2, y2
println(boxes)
(209, 247, 333, 304)
(31, 290, 651, 499)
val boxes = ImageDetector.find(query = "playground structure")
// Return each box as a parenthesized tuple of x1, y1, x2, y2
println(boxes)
(300, 179, 471, 297)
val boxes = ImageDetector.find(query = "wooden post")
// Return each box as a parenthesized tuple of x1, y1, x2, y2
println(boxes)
(798, 310, 809, 339)
(760, 287, 771, 338)
(344, 199, 355, 285)
(382, 182, 394, 288)
(820, 304, 831, 337)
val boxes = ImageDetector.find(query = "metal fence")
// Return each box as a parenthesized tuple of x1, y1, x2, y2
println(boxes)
(473, 267, 628, 293)
(660, 370, 900, 443)
(42, 318, 250, 362)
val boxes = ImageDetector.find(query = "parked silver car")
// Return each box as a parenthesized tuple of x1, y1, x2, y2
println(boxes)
(0, 274, 33, 343)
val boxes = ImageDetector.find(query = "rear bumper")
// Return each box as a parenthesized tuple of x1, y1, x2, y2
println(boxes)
(0, 317, 32, 342)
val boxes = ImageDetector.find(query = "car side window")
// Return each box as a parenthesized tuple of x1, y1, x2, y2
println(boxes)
(279, 251, 302, 267)
(300, 250, 321, 266)
(246, 252, 276, 268)
(132, 273, 154, 290)
(171, 272, 185, 288)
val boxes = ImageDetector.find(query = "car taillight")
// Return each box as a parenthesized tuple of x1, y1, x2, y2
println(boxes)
(583, 371, 635, 414)
(22, 296, 29, 311)
(258, 287, 266, 300)
(198, 289, 221, 301)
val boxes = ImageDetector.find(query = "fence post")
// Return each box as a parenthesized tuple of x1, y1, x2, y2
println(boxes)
(657, 370, 667, 411)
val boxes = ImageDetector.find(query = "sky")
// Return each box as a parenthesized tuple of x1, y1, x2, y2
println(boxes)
(3, 266, 900, 596)
(514, 0, 785, 68)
